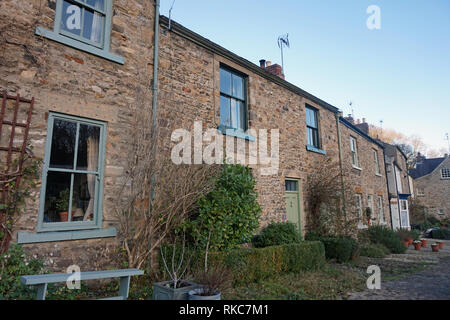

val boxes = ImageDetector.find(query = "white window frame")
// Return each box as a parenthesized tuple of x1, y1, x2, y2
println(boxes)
(373, 149, 381, 175)
(350, 136, 360, 169)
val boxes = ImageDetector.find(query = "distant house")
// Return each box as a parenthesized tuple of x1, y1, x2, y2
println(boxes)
(409, 154, 450, 220)
(381, 143, 413, 230)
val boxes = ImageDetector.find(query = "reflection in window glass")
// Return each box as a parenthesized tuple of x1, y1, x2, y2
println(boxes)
(82, 9, 104, 44)
(86, 0, 105, 11)
(220, 96, 231, 128)
(50, 119, 77, 169)
(220, 69, 231, 96)
(61, 1, 82, 36)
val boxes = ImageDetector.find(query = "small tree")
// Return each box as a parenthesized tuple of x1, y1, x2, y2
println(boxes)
(188, 164, 261, 252)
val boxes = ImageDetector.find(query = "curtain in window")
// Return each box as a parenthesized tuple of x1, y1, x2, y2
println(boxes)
(83, 135, 99, 221)
(90, 0, 103, 44)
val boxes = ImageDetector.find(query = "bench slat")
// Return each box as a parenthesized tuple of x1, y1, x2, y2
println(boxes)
(20, 269, 144, 285)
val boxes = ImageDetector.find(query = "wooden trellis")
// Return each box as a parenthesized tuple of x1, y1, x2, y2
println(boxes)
(0, 90, 34, 251)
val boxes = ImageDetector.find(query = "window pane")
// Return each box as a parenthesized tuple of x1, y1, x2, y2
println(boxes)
(232, 74, 244, 100)
(77, 124, 100, 172)
(307, 128, 313, 146)
(312, 129, 319, 148)
(285, 180, 298, 191)
(50, 119, 77, 169)
(230, 99, 239, 130)
(238, 100, 246, 130)
(82, 9, 104, 44)
(86, 0, 104, 11)
(61, 1, 82, 36)
(43, 172, 72, 223)
(71, 173, 96, 222)
(220, 96, 231, 128)
(306, 108, 317, 128)
(220, 69, 231, 95)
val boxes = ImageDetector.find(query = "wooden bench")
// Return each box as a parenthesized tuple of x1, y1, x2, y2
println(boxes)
(20, 269, 144, 300)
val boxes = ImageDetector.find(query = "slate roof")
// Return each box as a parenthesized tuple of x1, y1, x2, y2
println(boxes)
(409, 158, 446, 179)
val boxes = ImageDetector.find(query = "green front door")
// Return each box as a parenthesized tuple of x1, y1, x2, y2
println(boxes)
(285, 179, 301, 234)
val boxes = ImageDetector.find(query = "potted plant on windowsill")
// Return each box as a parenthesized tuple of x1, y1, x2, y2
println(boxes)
(54, 189, 70, 222)
(431, 243, 439, 252)
(437, 241, 444, 250)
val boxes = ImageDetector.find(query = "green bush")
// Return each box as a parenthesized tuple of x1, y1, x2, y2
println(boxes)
(224, 242, 325, 286)
(189, 164, 261, 252)
(360, 226, 406, 254)
(0, 244, 95, 300)
(305, 233, 359, 263)
(360, 243, 390, 258)
(252, 222, 301, 248)
(431, 229, 450, 240)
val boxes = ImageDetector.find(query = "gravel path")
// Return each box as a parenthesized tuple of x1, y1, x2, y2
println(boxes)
(349, 240, 450, 300)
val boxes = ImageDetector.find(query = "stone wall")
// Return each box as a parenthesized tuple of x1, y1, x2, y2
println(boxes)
(414, 157, 450, 220)
(1, 0, 156, 271)
(339, 124, 390, 228)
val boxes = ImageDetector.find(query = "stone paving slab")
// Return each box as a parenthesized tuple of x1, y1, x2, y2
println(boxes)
(348, 239, 450, 300)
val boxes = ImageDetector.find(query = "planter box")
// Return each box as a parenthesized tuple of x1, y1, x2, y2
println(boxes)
(152, 280, 200, 300)
(188, 288, 221, 300)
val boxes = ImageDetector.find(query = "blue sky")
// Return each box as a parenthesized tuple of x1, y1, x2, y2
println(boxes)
(160, 0, 450, 153)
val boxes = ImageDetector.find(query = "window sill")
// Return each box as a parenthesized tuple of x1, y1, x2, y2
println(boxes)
(375, 173, 383, 177)
(17, 228, 117, 244)
(352, 165, 363, 171)
(306, 145, 326, 155)
(35, 27, 124, 65)
(357, 224, 368, 230)
(217, 126, 256, 142)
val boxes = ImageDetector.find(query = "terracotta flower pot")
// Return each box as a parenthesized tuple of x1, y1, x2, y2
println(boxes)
(421, 239, 427, 248)
(58, 211, 69, 222)
(413, 242, 422, 251)
(408, 238, 414, 246)
(431, 244, 439, 252)
(437, 242, 444, 250)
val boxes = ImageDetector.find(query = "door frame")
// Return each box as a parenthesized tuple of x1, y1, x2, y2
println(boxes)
(284, 178, 302, 236)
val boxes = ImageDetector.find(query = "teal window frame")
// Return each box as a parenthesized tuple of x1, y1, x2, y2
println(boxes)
(35, 0, 124, 64)
(219, 66, 249, 132)
(305, 105, 321, 150)
(36, 113, 107, 233)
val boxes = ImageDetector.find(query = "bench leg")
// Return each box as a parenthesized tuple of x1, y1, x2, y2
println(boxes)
(119, 276, 131, 300)
(36, 283, 47, 300)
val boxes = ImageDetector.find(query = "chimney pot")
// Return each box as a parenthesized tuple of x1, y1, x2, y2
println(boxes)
(259, 59, 266, 68)
(266, 61, 272, 67)
(362, 118, 366, 123)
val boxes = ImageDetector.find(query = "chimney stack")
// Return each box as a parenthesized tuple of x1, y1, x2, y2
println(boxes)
(259, 59, 285, 79)
(345, 114, 354, 124)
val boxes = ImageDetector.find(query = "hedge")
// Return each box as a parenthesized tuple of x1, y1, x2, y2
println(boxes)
(251, 222, 301, 248)
(158, 241, 326, 286)
(224, 241, 325, 285)
(305, 233, 359, 263)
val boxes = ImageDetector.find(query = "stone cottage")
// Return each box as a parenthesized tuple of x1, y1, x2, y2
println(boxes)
(1, 0, 393, 270)
(409, 154, 450, 220)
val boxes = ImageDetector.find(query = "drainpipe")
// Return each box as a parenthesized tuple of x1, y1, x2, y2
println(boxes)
(151, 0, 160, 134)
(335, 112, 347, 225)
(149, 0, 160, 209)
